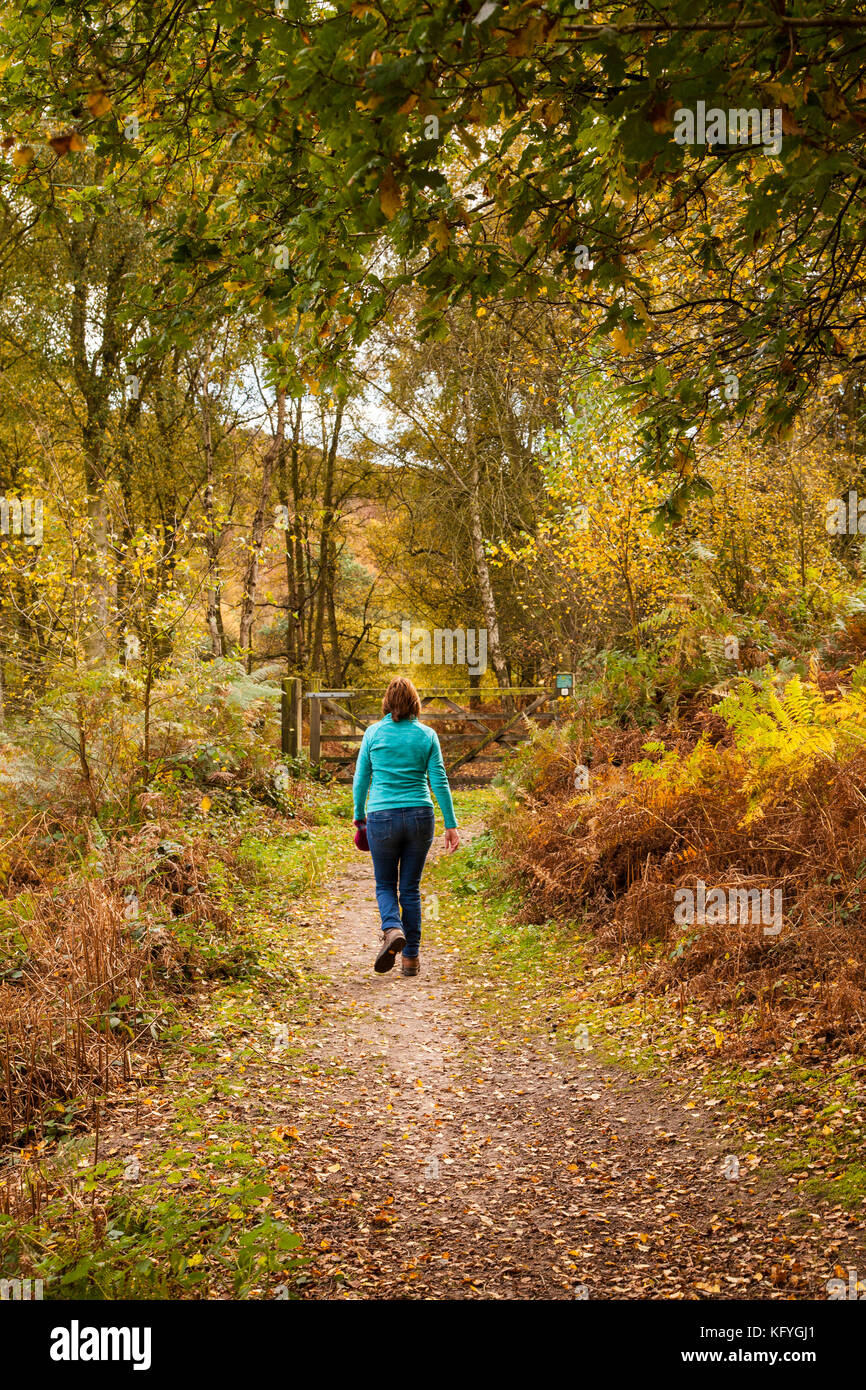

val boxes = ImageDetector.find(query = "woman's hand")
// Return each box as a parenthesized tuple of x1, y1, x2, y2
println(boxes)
(444, 828, 460, 854)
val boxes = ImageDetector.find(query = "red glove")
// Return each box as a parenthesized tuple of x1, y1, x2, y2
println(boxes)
(353, 819, 369, 852)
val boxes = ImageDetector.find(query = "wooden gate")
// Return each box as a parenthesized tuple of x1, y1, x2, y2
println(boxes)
(280, 681, 563, 777)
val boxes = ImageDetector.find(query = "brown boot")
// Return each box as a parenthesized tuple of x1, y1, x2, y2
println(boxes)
(401, 954, 421, 977)
(374, 927, 406, 974)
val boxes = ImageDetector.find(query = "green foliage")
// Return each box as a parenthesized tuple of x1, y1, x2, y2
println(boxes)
(5, 2, 861, 460)
(13, 657, 291, 818)
(0, 1166, 304, 1299)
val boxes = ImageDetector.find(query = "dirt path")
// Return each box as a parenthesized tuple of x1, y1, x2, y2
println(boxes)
(280, 842, 865, 1301)
(90, 825, 865, 1301)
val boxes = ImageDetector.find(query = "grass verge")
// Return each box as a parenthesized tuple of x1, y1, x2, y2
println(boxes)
(0, 785, 356, 1299)
(428, 813, 866, 1214)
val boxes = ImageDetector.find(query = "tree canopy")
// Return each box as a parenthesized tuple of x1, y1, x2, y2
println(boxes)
(3, 1, 866, 518)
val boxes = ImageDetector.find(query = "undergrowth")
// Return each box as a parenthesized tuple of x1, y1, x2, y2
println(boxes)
(0, 783, 351, 1298)
(493, 664, 866, 1056)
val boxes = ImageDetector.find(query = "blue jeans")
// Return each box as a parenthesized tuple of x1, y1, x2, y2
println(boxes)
(365, 806, 435, 958)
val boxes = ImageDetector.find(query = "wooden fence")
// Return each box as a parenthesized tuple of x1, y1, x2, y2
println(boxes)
(280, 681, 566, 776)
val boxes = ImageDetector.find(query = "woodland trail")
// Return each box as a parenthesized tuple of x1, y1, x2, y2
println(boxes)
(97, 822, 866, 1301)
(275, 835, 865, 1301)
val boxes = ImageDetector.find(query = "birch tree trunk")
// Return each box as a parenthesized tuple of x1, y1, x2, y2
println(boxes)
(310, 398, 345, 676)
(278, 399, 304, 668)
(464, 388, 511, 704)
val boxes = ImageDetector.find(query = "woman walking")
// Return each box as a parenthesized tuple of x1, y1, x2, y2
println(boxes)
(353, 676, 459, 977)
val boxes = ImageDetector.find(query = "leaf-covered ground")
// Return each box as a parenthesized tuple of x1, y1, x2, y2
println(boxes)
(22, 789, 865, 1300)
(268, 849, 866, 1300)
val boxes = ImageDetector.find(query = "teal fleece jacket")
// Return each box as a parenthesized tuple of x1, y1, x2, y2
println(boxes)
(352, 714, 458, 829)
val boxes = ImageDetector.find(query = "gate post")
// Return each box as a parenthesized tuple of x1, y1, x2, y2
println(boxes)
(281, 676, 302, 758)
(308, 673, 322, 765)
(309, 697, 321, 765)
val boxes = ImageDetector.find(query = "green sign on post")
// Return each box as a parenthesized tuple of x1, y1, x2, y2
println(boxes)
(555, 672, 574, 697)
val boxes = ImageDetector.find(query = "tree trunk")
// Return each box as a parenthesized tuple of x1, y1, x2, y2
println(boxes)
(310, 399, 345, 675)
(83, 485, 111, 667)
(464, 389, 511, 703)
(278, 400, 304, 668)
(326, 537, 342, 684)
(68, 221, 128, 667)
(67, 218, 130, 667)
(201, 371, 225, 658)
(115, 392, 144, 664)
(238, 386, 286, 666)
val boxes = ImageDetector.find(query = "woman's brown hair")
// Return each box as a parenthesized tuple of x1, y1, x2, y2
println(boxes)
(382, 676, 421, 722)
